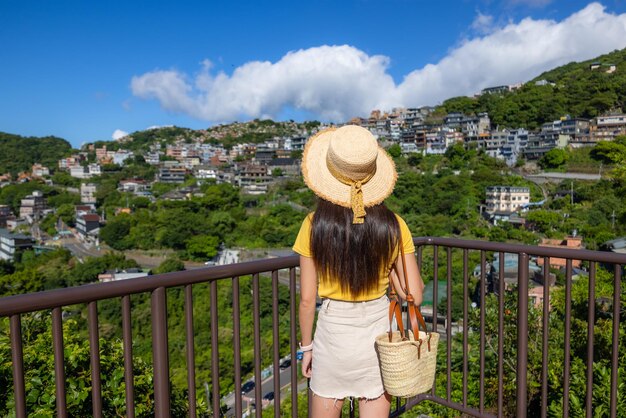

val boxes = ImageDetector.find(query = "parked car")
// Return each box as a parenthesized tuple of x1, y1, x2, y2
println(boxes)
(263, 391, 275, 401)
(279, 359, 291, 370)
(241, 381, 255, 394)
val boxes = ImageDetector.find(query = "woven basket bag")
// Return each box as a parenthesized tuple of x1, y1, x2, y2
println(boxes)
(375, 246, 439, 398)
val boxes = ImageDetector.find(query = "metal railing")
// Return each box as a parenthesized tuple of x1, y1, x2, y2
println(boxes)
(0, 237, 624, 417)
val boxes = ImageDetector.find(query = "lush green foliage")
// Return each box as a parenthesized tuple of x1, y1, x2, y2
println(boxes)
(0, 316, 190, 417)
(0, 132, 72, 176)
(539, 148, 569, 169)
(438, 48, 626, 129)
(98, 182, 308, 254)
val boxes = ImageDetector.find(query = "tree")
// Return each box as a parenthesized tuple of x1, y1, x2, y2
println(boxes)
(99, 215, 132, 250)
(590, 140, 626, 164)
(186, 235, 220, 260)
(539, 148, 569, 169)
(51, 171, 80, 188)
(56, 203, 77, 227)
(0, 315, 189, 416)
(407, 153, 423, 167)
(154, 257, 185, 274)
(525, 209, 562, 233)
(387, 144, 402, 158)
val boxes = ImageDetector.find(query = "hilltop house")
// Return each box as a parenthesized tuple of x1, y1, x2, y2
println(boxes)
(485, 186, 530, 213)
(0, 205, 15, 229)
(0, 228, 35, 261)
(76, 213, 101, 243)
(157, 162, 186, 183)
(81, 183, 97, 204)
(19, 191, 47, 220)
(537, 236, 584, 269)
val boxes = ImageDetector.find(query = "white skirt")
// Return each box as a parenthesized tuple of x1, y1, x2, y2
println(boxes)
(310, 295, 389, 399)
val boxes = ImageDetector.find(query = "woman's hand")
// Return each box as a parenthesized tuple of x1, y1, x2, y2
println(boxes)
(301, 351, 313, 378)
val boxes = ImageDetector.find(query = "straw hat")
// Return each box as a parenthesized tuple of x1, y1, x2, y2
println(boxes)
(301, 125, 397, 223)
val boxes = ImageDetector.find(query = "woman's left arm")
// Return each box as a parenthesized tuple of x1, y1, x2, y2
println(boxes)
(298, 255, 317, 378)
(390, 252, 424, 306)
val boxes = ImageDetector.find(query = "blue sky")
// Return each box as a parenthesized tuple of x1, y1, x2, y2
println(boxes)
(2, 0, 626, 147)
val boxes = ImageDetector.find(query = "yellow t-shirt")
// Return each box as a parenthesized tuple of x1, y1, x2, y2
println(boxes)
(292, 212, 415, 301)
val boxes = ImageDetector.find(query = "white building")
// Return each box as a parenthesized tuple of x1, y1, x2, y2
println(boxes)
(81, 183, 97, 204)
(0, 228, 35, 261)
(113, 150, 134, 166)
(485, 186, 530, 213)
(70, 164, 102, 179)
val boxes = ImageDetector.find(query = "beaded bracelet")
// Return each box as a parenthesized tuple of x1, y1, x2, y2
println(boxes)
(298, 341, 314, 352)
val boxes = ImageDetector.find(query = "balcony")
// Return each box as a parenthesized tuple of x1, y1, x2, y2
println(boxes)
(0, 237, 624, 417)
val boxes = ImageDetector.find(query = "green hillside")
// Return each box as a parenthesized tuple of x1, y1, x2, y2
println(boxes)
(84, 119, 320, 153)
(0, 132, 72, 175)
(437, 47, 626, 129)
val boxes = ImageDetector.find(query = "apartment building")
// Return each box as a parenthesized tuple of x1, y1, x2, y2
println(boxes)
(0, 205, 14, 228)
(0, 228, 35, 261)
(485, 186, 530, 213)
(157, 162, 187, 183)
(19, 191, 47, 219)
(81, 183, 97, 204)
(592, 114, 626, 141)
(31, 164, 50, 177)
(76, 213, 100, 242)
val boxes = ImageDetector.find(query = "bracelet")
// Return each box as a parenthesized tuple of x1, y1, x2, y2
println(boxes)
(298, 341, 314, 352)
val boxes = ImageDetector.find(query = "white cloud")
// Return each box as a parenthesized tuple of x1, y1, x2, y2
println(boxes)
(131, 2, 626, 122)
(471, 12, 495, 34)
(132, 45, 397, 122)
(112, 129, 129, 140)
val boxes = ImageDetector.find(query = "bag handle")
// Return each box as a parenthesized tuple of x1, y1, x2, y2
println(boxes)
(388, 245, 432, 354)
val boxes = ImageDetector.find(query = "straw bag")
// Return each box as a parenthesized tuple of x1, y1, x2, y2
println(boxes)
(375, 246, 439, 398)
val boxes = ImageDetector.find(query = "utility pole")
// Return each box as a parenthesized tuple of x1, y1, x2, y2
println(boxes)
(570, 181, 574, 206)
(611, 210, 616, 230)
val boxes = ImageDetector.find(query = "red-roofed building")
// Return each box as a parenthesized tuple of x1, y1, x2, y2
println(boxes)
(537, 236, 584, 268)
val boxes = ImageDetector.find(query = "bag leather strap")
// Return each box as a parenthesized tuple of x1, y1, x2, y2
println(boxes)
(387, 245, 432, 356)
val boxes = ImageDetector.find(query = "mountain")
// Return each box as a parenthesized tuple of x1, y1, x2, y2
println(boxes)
(0, 132, 72, 175)
(86, 120, 321, 152)
(436, 47, 626, 130)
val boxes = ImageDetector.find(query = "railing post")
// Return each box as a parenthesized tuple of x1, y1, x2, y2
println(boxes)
(88, 301, 103, 418)
(9, 315, 26, 418)
(52, 307, 67, 418)
(151, 287, 171, 417)
(517, 253, 529, 416)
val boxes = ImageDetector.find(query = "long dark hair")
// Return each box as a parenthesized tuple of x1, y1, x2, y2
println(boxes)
(310, 199, 400, 297)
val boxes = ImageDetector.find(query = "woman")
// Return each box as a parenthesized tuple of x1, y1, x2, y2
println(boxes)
(292, 125, 424, 417)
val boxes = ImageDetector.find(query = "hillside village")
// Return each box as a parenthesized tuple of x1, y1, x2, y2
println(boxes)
(1, 105, 625, 260)
(1, 50, 626, 266)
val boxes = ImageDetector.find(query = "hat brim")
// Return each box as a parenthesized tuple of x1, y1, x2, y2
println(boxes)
(301, 128, 398, 208)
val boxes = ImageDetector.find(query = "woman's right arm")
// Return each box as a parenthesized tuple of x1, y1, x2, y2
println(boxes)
(298, 255, 317, 378)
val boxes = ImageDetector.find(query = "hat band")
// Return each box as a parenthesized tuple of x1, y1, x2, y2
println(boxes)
(326, 157, 376, 224)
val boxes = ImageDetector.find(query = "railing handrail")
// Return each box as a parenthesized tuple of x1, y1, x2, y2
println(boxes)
(0, 254, 300, 317)
(2, 236, 624, 317)
(1, 236, 624, 417)
(415, 236, 626, 263)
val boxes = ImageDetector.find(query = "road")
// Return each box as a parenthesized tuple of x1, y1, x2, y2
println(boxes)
(56, 237, 106, 261)
(223, 360, 301, 416)
(524, 171, 601, 183)
(516, 170, 602, 202)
